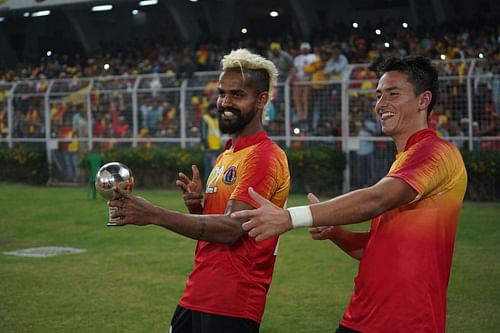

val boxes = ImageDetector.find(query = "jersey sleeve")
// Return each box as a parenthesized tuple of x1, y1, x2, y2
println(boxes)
(388, 140, 462, 200)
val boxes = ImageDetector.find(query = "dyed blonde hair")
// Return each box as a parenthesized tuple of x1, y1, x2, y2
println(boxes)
(221, 48, 278, 105)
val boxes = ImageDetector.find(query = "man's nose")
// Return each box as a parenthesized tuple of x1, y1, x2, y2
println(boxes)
(220, 95, 232, 108)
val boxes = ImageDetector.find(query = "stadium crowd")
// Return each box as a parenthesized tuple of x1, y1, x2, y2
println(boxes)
(0, 17, 498, 82)
(0, 17, 498, 156)
(0, 16, 498, 184)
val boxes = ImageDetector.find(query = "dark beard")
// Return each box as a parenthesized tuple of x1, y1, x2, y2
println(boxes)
(218, 107, 257, 134)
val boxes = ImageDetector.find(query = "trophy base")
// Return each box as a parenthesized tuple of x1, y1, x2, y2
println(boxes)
(107, 206, 122, 227)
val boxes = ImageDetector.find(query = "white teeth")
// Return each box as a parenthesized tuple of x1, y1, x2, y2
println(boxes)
(223, 111, 234, 117)
(380, 112, 395, 120)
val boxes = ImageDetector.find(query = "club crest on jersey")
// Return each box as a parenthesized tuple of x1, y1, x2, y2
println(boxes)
(223, 166, 237, 185)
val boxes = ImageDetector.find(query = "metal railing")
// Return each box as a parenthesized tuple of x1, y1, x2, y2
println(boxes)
(1, 58, 498, 190)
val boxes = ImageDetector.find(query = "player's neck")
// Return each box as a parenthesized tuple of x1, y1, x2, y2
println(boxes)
(229, 124, 264, 149)
(393, 125, 429, 153)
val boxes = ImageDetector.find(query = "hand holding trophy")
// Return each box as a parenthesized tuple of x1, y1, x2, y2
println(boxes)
(95, 162, 134, 226)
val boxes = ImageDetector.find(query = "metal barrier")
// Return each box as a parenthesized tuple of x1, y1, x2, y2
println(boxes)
(0, 59, 498, 189)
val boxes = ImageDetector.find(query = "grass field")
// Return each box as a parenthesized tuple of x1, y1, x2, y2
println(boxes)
(1, 183, 499, 333)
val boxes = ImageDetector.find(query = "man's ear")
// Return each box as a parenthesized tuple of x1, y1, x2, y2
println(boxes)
(418, 91, 432, 111)
(256, 92, 270, 110)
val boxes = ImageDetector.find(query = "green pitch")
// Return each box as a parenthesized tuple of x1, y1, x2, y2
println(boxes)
(0, 183, 499, 332)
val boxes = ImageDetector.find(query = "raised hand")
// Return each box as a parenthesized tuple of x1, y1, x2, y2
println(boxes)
(175, 165, 204, 213)
(231, 187, 292, 242)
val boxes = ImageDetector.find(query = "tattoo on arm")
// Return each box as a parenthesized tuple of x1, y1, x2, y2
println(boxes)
(197, 216, 207, 239)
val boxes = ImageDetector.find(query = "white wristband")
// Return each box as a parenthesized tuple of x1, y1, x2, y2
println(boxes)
(288, 206, 313, 228)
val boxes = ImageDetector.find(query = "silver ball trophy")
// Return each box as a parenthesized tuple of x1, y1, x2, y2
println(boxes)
(95, 162, 134, 226)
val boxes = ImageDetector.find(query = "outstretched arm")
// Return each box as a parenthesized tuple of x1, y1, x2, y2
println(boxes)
(109, 187, 250, 246)
(232, 176, 417, 242)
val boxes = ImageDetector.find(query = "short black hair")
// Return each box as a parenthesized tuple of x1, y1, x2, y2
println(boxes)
(243, 68, 269, 95)
(378, 55, 439, 113)
(246, 68, 270, 96)
(226, 67, 270, 96)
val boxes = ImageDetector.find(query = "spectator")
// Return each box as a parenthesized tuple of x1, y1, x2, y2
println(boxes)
(474, 83, 499, 150)
(25, 104, 43, 137)
(73, 103, 89, 154)
(292, 42, 317, 129)
(148, 99, 164, 135)
(267, 42, 294, 81)
(266, 42, 294, 131)
(200, 101, 222, 183)
(92, 113, 107, 138)
(356, 109, 380, 187)
(303, 46, 331, 132)
(59, 117, 79, 182)
(140, 98, 153, 133)
(324, 43, 350, 81)
(113, 116, 130, 138)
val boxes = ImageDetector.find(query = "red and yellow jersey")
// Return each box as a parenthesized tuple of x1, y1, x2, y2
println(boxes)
(179, 131, 290, 323)
(342, 129, 467, 333)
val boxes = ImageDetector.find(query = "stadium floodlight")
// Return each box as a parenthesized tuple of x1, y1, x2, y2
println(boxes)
(32, 10, 51, 18)
(375, 29, 382, 35)
(46, 50, 52, 56)
(92, 4, 113, 12)
(0, 17, 4, 22)
(478, 52, 484, 59)
(103, 63, 110, 70)
(440, 54, 446, 60)
(132, 9, 139, 15)
(139, 0, 157, 6)
(384, 42, 390, 48)
(23, 12, 30, 17)
(241, 27, 248, 34)
(189, 0, 199, 2)
(402, 22, 409, 29)
(269, 10, 279, 17)
(352, 22, 359, 29)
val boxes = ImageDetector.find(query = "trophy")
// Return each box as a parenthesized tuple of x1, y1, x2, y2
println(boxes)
(95, 162, 134, 226)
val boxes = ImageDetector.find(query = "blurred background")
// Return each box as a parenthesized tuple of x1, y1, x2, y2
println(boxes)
(0, 0, 498, 196)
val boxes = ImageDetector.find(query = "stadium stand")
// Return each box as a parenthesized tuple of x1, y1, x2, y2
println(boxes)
(0, 0, 498, 188)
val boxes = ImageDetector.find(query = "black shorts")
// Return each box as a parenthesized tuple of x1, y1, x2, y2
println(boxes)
(169, 305, 260, 333)
(335, 324, 362, 333)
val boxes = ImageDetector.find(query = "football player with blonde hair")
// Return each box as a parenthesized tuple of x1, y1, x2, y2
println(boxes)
(109, 49, 290, 333)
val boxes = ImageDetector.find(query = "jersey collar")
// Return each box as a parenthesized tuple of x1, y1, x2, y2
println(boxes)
(404, 128, 437, 151)
(224, 131, 268, 152)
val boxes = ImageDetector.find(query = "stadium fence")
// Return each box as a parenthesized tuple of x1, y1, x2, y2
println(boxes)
(0, 58, 498, 191)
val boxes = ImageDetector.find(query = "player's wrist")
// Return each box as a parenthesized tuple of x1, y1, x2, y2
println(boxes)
(188, 203, 204, 214)
(287, 206, 313, 228)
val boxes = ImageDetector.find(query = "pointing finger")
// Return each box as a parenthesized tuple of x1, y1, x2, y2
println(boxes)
(191, 165, 201, 182)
